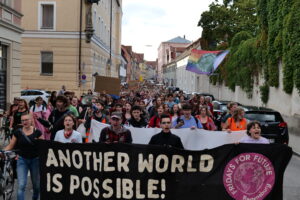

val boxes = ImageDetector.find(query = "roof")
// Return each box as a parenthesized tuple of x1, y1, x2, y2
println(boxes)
(165, 36, 191, 44)
(145, 61, 158, 69)
(133, 53, 144, 63)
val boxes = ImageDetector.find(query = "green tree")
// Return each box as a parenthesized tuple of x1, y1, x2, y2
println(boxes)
(198, 0, 257, 49)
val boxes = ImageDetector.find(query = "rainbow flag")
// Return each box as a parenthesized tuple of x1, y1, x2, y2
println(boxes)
(186, 49, 229, 75)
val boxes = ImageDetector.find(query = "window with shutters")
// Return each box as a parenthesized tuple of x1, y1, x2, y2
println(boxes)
(41, 52, 53, 75)
(38, 2, 56, 30)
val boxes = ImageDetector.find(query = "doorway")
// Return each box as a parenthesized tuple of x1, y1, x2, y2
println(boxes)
(0, 44, 7, 110)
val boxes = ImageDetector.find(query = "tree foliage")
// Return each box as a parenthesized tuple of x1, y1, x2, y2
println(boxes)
(199, 0, 300, 103)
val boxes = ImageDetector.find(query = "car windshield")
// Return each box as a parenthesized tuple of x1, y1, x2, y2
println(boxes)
(220, 105, 227, 112)
(245, 113, 277, 122)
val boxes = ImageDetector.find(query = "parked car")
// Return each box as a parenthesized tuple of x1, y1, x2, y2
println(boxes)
(20, 89, 50, 104)
(212, 100, 243, 130)
(242, 105, 273, 112)
(244, 110, 289, 144)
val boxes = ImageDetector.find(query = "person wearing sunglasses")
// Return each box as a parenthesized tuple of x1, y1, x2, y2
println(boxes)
(99, 112, 132, 143)
(149, 114, 184, 149)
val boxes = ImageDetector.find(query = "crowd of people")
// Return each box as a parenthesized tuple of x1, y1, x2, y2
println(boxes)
(0, 83, 269, 200)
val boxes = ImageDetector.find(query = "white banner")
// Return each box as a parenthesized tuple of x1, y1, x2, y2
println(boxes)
(89, 120, 247, 150)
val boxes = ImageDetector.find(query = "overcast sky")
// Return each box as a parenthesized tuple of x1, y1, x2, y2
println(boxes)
(122, 0, 214, 61)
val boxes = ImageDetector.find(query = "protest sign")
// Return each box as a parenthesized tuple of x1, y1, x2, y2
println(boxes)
(39, 141, 292, 200)
(94, 76, 120, 95)
(128, 80, 140, 90)
(88, 120, 247, 150)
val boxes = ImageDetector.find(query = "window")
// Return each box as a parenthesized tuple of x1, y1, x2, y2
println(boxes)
(39, 2, 56, 30)
(3, 0, 12, 7)
(33, 91, 43, 95)
(41, 52, 53, 75)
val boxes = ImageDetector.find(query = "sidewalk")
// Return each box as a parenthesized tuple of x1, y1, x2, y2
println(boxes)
(289, 132, 300, 156)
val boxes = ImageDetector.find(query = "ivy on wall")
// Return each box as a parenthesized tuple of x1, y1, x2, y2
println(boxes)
(203, 0, 300, 103)
(282, 0, 300, 94)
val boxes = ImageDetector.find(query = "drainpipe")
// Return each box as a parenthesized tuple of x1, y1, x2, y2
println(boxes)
(109, 0, 112, 74)
(78, 0, 83, 88)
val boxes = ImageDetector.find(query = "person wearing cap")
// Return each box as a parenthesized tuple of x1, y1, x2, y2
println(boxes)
(99, 112, 132, 143)
(172, 104, 203, 129)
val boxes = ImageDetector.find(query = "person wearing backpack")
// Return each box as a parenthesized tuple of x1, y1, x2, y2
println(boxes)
(172, 104, 203, 129)
(30, 96, 47, 137)
(37, 95, 72, 140)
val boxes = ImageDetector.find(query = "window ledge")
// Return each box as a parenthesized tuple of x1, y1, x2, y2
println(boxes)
(40, 73, 53, 76)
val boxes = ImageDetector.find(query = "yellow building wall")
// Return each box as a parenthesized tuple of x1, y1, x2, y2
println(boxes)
(22, 0, 81, 31)
(21, 0, 122, 95)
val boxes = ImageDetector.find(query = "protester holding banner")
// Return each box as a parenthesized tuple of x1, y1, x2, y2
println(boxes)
(4, 113, 43, 200)
(149, 114, 184, 149)
(223, 107, 247, 132)
(173, 104, 203, 129)
(54, 114, 82, 143)
(126, 106, 148, 128)
(99, 112, 132, 143)
(195, 105, 216, 131)
(239, 121, 269, 144)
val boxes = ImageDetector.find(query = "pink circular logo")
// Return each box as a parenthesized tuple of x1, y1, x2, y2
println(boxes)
(223, 153, 275, 200)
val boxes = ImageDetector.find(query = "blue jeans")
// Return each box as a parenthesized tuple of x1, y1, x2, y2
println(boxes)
(17, 156, 40, 200)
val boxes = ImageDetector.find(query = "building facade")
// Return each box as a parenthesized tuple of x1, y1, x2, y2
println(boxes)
(0, 0, 23, 110)
(145, 60, 157, 81)
(21, 0, 122, 94)
(163, 37, 202, 91)
(157, 36, 191, 82)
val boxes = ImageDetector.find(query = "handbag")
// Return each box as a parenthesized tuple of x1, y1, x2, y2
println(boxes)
(76, 109, 88, 138)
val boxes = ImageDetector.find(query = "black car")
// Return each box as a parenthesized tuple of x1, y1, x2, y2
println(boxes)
(212, 100, 243, 130)
(243, 105, 273, 112)
(244, 110, 289, 144)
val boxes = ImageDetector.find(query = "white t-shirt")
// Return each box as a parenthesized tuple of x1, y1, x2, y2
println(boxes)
(239, 135, 269, 144)
(30, 104, 47, 113)
(54, 130, 82, 143)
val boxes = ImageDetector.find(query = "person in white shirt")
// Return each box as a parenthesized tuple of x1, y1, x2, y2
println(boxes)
(54, 114, 82, 143)
(30, 97, 47, 113)
(239, 121, 269, 144)
(31, 96, 47, 137)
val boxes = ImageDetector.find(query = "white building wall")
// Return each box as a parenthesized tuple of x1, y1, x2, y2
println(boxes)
(175, 61, 300, 132)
